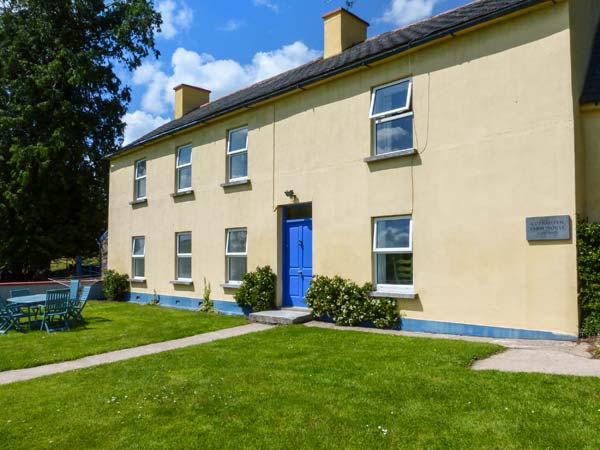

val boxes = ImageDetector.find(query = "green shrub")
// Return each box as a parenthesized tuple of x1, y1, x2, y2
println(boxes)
(578, 220, 600, 337)
(580, 314, 600, 339)
(234, 266, 276, 312)
(306, 275, 398, 328)
(199, 277, 217, 314)
(102, 270, 130, 301)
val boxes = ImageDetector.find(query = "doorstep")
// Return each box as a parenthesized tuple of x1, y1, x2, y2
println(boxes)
(249, 309, 314, 325)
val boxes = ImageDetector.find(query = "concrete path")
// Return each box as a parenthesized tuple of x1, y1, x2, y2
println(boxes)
(305, 321, 600, 377)
(0, 323, 273, 386)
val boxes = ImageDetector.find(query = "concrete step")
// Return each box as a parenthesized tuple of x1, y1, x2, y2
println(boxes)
(249, 309, 313, 325)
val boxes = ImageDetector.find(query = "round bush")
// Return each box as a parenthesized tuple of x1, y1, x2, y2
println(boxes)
(234, 265, 276, 312)
(103, 269, 129, 301)
(306, 275, 398, 328)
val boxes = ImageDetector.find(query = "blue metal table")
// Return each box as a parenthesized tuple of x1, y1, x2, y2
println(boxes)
(8, 294, 46, 330)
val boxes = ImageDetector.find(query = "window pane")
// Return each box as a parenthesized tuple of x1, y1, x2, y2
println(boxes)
(133, 237, 145, 256)
(376, 218, 410, 249)
(177, 145, 192, 166)
(178, 233, 192, 254)
(375, 115, 413, 155)
(133, 258, 145, 278)
(229, 152, 247, 180)
(228, 256, 247, 282)
(285, 204, 312, 220)
(227, 229, 247, 253)
(372, 80, 410, 116)
(136, 178, 146, 199)
(178, 166, 192, 190)
(229, 128, 248, 152)
(177, 256, 192, 279)
(377, 253, 413, 285)
(136, 160, 146, 178)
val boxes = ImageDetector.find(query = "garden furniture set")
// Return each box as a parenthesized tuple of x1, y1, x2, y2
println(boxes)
(0, 280, 91, 334)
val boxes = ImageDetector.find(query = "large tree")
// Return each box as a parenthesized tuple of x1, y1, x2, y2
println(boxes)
(0, 0, 161, 280)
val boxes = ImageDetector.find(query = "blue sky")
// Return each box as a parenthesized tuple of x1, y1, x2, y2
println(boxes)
(123, 0, 472, 144)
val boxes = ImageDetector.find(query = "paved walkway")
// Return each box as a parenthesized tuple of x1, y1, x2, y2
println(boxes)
(0, 323, 273, 386)
(305, 321, 600, 377)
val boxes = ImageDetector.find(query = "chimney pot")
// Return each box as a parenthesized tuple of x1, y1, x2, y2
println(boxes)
(173, 84, 211, 119)
(322, 8, 369, 59)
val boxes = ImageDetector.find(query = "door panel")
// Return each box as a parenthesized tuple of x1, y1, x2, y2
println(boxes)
(283, 217, 313, 308)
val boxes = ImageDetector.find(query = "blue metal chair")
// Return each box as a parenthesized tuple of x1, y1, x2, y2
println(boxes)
(9, 289, 30, 298)
(68, 285, 91, 323)
(0, 296, 26, 334)
(40, 289, 71, 333)
(69, 280, 80, 301)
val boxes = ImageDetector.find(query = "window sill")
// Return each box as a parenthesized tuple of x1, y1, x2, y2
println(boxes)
(171, 190, 194, 198)
(221, 179, 251, 189)
(364, 148, 417, 163)
(369, 291, 417, 299)
(129, 199, 148, 207)
(130, 277, 146, 283)
(220, 282, 242, 289)
(170, 280, 193, 286)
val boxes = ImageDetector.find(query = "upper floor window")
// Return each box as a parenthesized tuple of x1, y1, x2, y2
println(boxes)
(176, 232, 192, 281)
(227, 126, 248, 182)
(226, 228, 247, 284)
(176, 145, 192, 192)
(369, 78, 413, 156)
(373, 216, 413, 294)
(135, 159, 147, 200)
(132, 236, 145, 280)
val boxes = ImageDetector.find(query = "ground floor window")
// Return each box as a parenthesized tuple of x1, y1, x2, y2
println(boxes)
(176, 232, 192, 281)
(373, 216, 413, 293)
(226, 228, 247, 284)
(132, 236, 145, 279)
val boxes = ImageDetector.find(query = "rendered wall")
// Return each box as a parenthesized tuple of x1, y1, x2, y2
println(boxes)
(109, 1, 580, 336)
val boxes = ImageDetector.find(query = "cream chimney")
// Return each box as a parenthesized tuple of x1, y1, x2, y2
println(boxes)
(322, 8, 369, 59)
(173, 84, 211, 119)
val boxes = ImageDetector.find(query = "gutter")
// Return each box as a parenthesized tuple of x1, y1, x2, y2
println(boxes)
(108, 0, 552, 159)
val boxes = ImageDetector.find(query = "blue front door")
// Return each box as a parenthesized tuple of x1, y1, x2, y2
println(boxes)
(283, 217, 313, 308)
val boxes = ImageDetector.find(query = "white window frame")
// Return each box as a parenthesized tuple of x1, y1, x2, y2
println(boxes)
(131, 236, 145, 280)
(369, 78, 412, 119)
(372, 111, 415, 156)
(176, 144, 193, 193)
(134, 159, 147, 201)
(226, 228, 248, 285)
(373, 216, 414, 294)
(176, 232, 192, 281)
(227, 126, 248, 182)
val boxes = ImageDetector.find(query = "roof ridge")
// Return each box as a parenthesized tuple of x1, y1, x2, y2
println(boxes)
(363, 0, 485, 44)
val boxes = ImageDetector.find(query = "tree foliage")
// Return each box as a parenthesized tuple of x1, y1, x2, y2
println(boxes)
(0, 0, 161, 279)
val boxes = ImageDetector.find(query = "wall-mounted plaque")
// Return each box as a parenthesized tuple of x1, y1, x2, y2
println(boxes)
(526, 215, 571, 241)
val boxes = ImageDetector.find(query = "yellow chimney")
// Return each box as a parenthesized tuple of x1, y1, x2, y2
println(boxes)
(173, 84, 211, 119)
(322, 8, 369, 59)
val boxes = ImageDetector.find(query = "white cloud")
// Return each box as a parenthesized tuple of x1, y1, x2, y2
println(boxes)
(377, 0, 440, 27)
(157, 0, 194, 39)
(122, 110, 169, 145)
(219, 19, 244, 32)
(131, 41, 320, 117)
(253, 0, 280, 13)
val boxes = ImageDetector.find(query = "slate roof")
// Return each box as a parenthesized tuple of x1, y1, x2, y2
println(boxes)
(112, 0, 550, 157)
(581, 20, 600, 105)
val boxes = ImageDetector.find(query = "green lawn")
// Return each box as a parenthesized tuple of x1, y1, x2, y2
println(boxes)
(0, 301, 247, 372)
(2, 326, 600, 449)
